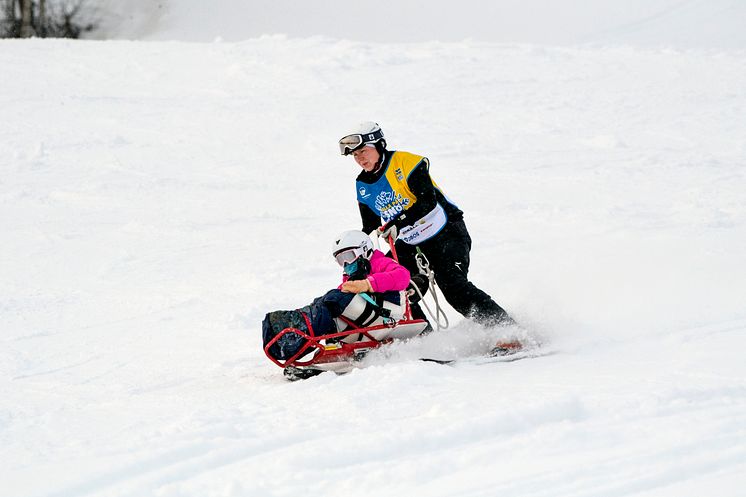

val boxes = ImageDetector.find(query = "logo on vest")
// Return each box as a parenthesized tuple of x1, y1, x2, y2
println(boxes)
(358, 187, 371, 199)
(374, 190, 410, 222)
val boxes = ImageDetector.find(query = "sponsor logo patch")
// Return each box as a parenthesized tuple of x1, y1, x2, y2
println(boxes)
(375, 190, 410, 222)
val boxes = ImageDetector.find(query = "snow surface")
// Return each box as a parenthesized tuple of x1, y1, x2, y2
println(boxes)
(92, 0, 746, 49)
(3, 21, 746, 497)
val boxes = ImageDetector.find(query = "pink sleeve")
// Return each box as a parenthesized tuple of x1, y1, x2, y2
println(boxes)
(368, 257, 411, 292)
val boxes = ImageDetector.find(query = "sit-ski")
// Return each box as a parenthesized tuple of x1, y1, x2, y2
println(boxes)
(263, 231, 434, 380)
(264, 301, 429, 381)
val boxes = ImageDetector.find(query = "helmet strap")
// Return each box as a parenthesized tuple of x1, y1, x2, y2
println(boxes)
(370, 150, 385, 174)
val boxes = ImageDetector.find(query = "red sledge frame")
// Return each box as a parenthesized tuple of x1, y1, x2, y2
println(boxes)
(263, 302, 428, 370)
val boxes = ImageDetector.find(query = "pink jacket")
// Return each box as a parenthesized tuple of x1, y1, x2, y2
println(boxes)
(339, 250, 411, 293)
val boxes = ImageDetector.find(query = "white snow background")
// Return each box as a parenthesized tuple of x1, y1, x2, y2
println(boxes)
(2, 1, 746, 496)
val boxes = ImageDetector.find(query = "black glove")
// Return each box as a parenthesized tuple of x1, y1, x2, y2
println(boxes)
(406, 274, 429, 303)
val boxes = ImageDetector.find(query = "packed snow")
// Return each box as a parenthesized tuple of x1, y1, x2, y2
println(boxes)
(92, 0, 746, 49)
(3, 4, 746, 497)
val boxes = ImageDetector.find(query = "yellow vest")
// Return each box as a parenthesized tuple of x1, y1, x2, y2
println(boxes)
(357, 151, 438, 222)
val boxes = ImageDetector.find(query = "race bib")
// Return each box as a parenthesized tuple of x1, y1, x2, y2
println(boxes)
(399, 203, 447, 245)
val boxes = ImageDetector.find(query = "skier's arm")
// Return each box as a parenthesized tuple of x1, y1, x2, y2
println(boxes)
(359, 202, 381, 234)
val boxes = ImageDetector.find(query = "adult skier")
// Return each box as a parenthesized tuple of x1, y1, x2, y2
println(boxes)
(338, 121, 514, 331)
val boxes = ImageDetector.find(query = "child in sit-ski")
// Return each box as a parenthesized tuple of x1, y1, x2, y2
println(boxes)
(262, 230, 411, 360)
(331, 229, 411, 330)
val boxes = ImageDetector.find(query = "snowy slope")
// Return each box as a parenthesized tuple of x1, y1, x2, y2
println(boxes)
(2, 36, 746, 496)
(92, 0, 746, 48)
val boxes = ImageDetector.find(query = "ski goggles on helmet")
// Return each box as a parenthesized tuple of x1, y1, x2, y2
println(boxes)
(338, 129, 384, 156)
(334, 247, 365, 266)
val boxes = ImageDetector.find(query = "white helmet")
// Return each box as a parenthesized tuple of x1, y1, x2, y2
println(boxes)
(338, 121, 386, 156)
(332, 230, 374, 266)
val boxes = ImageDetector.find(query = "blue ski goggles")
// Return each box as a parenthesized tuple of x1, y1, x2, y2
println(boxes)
(338, 129, 384, 156)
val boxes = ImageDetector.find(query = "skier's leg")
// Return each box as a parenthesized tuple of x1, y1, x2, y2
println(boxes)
(317, 289, 385, 329)
(428, 221, 513, 327)
(305, 289, 359, 336)
(314, 289, 355, 319)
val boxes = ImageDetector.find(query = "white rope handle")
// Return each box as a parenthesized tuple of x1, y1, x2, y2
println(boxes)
(371, 229, 449, 330)
(411, 251, 449, 331)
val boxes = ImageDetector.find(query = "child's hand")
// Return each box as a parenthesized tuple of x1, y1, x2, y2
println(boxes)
(341, 279, 373, 293)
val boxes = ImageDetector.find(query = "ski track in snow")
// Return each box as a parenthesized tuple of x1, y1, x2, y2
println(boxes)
(1, 36, 746, 497)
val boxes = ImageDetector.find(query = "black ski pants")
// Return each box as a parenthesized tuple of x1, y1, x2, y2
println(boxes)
(395, 219, 512, 327)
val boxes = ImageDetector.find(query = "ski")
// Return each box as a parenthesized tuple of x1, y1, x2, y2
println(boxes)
(282, 342, 554, 380)
(420, 348, 556, 365)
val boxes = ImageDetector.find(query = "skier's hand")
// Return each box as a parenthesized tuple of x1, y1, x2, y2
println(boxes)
(341, 279, 373, 294)
(379, 222, 398, 241)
